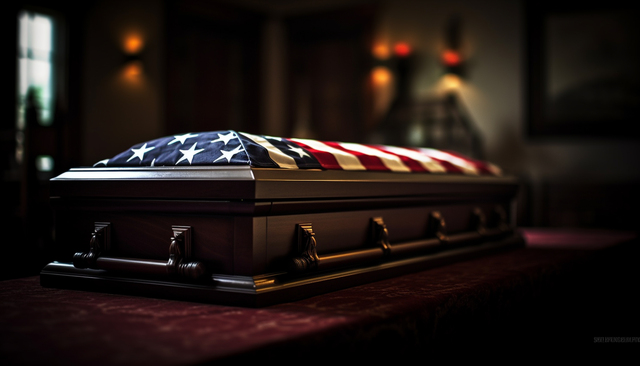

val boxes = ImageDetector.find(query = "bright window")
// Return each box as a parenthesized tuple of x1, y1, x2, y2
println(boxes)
(17, 10, 55, 128)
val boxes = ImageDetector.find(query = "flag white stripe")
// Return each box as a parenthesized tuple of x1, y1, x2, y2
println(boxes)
(240, 132, 299, 169)
(290, 138, 366, 170)
(380, 146, 447, 173)
(418, 148, 478, 175)
(339, 142, 411, 172)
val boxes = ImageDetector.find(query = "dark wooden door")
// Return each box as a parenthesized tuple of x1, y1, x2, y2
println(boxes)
(285, 5, 375, 143)
(165, 1, 264, 135)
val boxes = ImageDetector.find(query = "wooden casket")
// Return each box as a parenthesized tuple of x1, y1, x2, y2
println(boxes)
(40, 131, 524, 307)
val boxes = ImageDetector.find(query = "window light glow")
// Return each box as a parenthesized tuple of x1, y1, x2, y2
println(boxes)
(35, 155, 54, 172)
(17, 11, 54, 127)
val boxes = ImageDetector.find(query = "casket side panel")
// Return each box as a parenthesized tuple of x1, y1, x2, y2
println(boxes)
(51, 198, 249, 275)
(263, 199, 513, 274)
(44, 167, 523, 306)
(233, 216, 268, 276)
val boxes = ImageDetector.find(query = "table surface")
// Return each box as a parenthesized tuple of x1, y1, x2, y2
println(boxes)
(1, 228, 638, 364)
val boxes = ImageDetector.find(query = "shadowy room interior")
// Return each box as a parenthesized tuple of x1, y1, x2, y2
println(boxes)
(2, 0, 639, 349)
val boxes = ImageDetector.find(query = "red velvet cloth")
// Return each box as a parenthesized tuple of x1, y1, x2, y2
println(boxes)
(1, 229, 638, 364)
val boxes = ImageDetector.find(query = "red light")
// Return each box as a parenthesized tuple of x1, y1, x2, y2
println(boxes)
(394, 42, 411, 57)
(442, 50, 461, 66)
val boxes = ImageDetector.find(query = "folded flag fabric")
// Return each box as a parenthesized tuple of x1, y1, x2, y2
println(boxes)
(93, 130, 502, 176)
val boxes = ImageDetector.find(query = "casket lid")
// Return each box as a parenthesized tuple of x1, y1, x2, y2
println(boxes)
(51, 165, 518, 200)
(50, 131, 518, 200)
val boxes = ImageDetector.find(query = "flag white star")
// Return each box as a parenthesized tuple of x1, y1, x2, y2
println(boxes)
(168, 133, 199, 145)
(93, 159, 109, 167)
(127, 143, 155, 162)
(287, 145, 310, 158)
(214, 145, 244, 163)
(210, 131, 236, 145)
(176, 142, 205, 165)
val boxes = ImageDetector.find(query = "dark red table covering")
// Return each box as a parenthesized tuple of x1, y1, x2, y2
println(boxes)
(1, 229, 638, 365)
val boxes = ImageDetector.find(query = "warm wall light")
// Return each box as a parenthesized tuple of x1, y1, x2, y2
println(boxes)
(393, 42, 411, 58)
(121, 32, 145, 82)
(124, 60, 143, 77)
(372, 43, 391, 60)
(372, 66, 392, 86)
(124, 33, 144, 54)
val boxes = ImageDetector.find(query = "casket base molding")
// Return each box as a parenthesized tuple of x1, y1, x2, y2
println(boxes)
(40, 233, 524, 307)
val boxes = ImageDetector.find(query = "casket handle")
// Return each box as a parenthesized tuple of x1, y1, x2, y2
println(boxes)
(289, 207, 512, 273)
(73, 223, 207, 280)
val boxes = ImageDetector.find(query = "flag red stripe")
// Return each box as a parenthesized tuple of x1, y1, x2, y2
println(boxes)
(323, 142, 390, 171)
(441, 150, 493, 174)
(368, 145, 428, 173)
(431, 158, 463, 173)
(288, 137, 497, 175)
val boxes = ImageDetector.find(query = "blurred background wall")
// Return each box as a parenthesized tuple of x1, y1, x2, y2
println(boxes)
(3, 0, 639, 278)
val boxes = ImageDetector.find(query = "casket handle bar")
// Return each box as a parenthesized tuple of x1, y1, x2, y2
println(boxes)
(289, 206, 512, 273)
(73, 223, 207, 280)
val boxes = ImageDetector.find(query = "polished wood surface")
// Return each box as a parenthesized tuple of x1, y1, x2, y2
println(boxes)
(44, 166, 521, 305)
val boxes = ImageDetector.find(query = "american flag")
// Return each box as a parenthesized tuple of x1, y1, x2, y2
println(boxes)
(93, 130, 502, 176)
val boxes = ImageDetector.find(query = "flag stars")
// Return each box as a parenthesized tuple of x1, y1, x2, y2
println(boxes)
(176, 142, 205, 165)
(210, 131, 236, 145)
(287, 145, 310, 158)
(127, 143, 156, 163)
(214, 145, 244, 163)
(168, 133, 199, 145)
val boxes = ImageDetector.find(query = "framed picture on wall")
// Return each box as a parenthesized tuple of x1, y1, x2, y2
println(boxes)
(526, 1, 640, 137)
